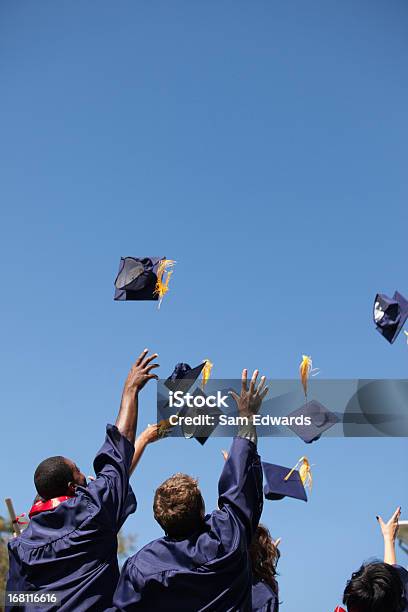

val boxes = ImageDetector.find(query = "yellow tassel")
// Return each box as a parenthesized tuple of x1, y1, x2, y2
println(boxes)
(299, 355, 312, 398)
(202, 359, 213, 388)
(299, 354, 319, 398)
(154, 259, 176, 308)
(284, 456, 313, 491)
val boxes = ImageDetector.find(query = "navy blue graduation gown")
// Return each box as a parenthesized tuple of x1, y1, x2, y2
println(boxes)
(395, 565, 408, 611)
(6, 425, 136, 612)
(112, 436, 263, 611)
(251, 579, 279, 612)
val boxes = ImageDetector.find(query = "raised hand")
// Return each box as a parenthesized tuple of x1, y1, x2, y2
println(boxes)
(229, 369, 269, 418)
(144, 421, 173, 444)
(116, 349, 160, 444)
(377, 506, 401, 542)
(377, 506, 401, 565)
(124, 349, 159, 394)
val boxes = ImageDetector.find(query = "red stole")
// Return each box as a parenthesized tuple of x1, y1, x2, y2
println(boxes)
(28, 495, 74, 518)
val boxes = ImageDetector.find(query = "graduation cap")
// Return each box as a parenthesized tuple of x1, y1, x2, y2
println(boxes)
(286, 399, 339, 443)
(180, 389, 223, 445)
(262, 461, 308, 502)
(114, 257, 175, 305)
(373, 291, 408, 344)
(164, 362, 206, 394)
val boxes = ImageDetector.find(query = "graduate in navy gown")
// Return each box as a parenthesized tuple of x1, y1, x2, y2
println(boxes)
(249, 525, 280, 612)
(113, 368, 269, 611)
(219, 457, 281, 612)
(6, 349, 160, 612)
(339, 506, 408, 612)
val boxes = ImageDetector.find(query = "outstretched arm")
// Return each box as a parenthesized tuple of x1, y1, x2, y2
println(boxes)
(377, 506, 401, 565)
(84, 350, 159, 530)
(116, 349, 159, 445)
(129, 422, 171, 476)
(217, 368, 269, 541)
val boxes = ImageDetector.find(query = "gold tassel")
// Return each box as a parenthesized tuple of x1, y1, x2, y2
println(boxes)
(299, 354, 319, 398)
(202, 359, 213, 388)
(154, 259, 176, 308)
(284, 456, 313, 491)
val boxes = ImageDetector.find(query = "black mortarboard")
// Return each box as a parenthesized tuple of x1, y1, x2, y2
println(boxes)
(114, 257, 164, 301)
(180, 389, 223, 445)
(286, 400, 339, 443)
(164, 362, 206, 394)
(262, 461, 308, 502)
(373, 291, 408, 344)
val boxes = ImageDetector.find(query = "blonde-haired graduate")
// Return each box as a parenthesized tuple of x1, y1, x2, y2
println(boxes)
(113, 368, 269, 611)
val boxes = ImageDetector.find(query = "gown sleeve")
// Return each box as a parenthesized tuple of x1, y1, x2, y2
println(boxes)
(216, 435, 263, 545)
(394, 565, 408, 611)
(84, 424, 137, 531)
(112, 558, 145, 610)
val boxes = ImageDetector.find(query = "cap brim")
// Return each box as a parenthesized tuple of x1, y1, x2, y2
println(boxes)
(113, 257, 163, 301)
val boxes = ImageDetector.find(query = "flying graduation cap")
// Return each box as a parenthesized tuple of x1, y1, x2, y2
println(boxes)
(373, 291, 408, 344)
(165, 360, 214, 393)
(164, 362, 207, 394)
(286, 399, 339, 443)
(163, 361, 217, 444)
(114, 257, 175, 306)
(262, 458, 312, 502)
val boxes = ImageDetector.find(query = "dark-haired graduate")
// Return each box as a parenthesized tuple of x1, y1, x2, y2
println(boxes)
(339, 506, 408, 612)
(250, 525, 280, 612)
(112, 368, 268, 611)
(6, 349, 160, 612)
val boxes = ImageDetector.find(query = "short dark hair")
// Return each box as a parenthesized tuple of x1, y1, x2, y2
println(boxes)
(343, 562, 405, 612)
(153, 473, 204, 538)
(34, 456, 73, 500)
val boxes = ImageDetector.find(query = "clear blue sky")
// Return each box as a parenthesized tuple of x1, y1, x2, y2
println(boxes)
(1, 1, 407, 609)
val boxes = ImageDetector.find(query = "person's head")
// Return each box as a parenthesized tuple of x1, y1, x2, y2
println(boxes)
(343, 562, 406, 612)
(34, 456, 86, 500)
(153, 473, 205, 538)
(249, 524, 280, 594)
